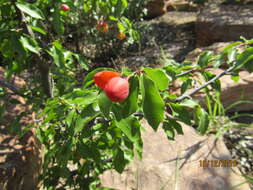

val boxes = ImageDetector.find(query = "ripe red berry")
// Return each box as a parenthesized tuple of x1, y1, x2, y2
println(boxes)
(104, 77, 129, 102)
(60, 4, 70, 12)
(93, 71, 120, 89)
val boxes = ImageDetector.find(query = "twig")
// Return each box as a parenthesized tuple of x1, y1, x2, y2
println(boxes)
(175, 68, 199, 78)
(169, 65, 236, 103)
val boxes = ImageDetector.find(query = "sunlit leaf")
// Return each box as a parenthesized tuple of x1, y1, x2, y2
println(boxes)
(140, 74, 165, 131)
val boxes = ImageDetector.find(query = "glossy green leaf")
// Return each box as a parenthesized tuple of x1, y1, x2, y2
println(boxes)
(48, 41, 65, 67)
(113, 149, 128, 173)
(181, 79, 192, 94)
(30, 25, 47, 35)
(244, 59, 253, 72)
(115, 116, 141, 142)
(20, 36, 40, 54)
(168, 119, 183, 135)
(52, 10, 64, 35)
(74, 54, 89, 70)
(140, 74, 165, 131)
(180, 99, 198, 108)
(196, 107, 209, 135)
(66, 109, 76, 127)
(98, 92, 112, 118)
(144, 68, 169, 91)
(202, 71, 221, 92)
(197, 51, 213, 68)
(112, 104, 123, 121)
(16, 2, 44, 19)
(162, 121, 175, 140)
(170, 103, 191, 125)
(70, 92, 97, 106)
(231, 74, 240, 83)
(75, 104, 99, 134)
(122, 76, 139, 118)
(115, 116, 143, 159)
(236, 47, 253, 70)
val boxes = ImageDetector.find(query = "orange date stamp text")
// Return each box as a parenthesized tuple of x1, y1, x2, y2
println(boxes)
(199, 159, 238, 167)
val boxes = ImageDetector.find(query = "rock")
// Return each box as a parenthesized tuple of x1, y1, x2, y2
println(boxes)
(196, 4, 253, 47)
(210, 68, 253, 112)
(144, 11, 197, 25)
(0, 67, 41, 190)
(181, 43, 253, 112)
(145, 0, 168, 19)
(166, 1, 198, 12)
(145, 0, 198, 19)
(185, 42, 230, 64)
(100, 120, 250, 190)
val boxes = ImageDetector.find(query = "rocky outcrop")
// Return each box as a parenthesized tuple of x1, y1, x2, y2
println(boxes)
(145, 0, 168, 18)
(181, 43, 253, 112)
(100, 120, 250, 190)
(145, 0, 197, 19)
(196, 4, 253, 46)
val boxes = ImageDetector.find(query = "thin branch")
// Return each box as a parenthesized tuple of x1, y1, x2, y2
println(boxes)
(169, 65, 236, 103)
(175, 68, 199, 78)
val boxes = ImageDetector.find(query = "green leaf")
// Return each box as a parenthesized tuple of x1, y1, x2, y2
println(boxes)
(244, 59, 253, 72)
(74, 54, 89, 70)
(170, 103, 191, 125)
(115, 0, 128, 16)
(196, 107, 209, 135)
(181, 79, 192, 94)
(227, 47, 237, 64)
(115, 116, 143, 158)
(231, 74, 240, 83)
(197, 51, 213, 68)
(66, 109, 76, 127)
(113, 149, 129, 173)
(140, 74, 165, 131)
(70, 92, 98, 106)
(236, 47, 253, 70)
(20, 36, 40, 54)
(52, 10, 64, 35)
(169, 119, 184, 135)
(202, 71, 221, 91)
(48, 41, 65, 67)
(75, 104, 99, 134)
(82, 67, 116, 88)
(143, 68, 169, 91)
(122, 76, 139, 118)
(30, 26, 47, 35)
(180, 99, 198, 108)
(109, 16, 118, 21)
(98, 92, 112, 118)
(16, 2, 44, 19)
(115, 116, 141, 143)
(223, 41, 242, 53)
(9, 98, 22, 104)
(162, 121, 175, 140)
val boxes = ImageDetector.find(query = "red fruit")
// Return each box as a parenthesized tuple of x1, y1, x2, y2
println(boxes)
(60, 4, 70, 12)
(117, 32, 126, 40)
(102, 23, 109, 33)
(104, 77, 129, 102)
(96, 21, 109, 33)
(93, 71, 120, 89)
